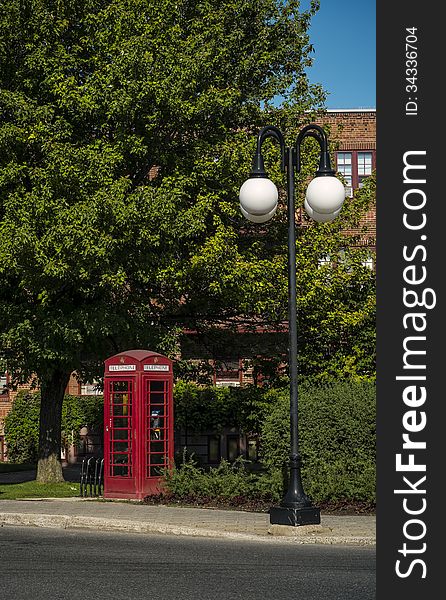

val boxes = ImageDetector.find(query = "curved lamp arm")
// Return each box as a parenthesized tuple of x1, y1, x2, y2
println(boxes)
(250, 125, 286, 177)
(295, 124, 335, 176)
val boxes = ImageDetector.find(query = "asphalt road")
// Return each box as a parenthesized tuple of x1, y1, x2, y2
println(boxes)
(0, 526, 376, 600)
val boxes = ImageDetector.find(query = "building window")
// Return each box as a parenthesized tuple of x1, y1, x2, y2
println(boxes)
(214, 360, 241, 387)
(362, 257, 375, 270)
(227, 435, 240, 461)
(357, 152, 373, 187)
(336, 152, 353, 197)
(81, 381, 101, 395)
(208, 435, 221, 464)
(247, 438, 259, 461)
(336, 150, 375, 193)
(318, 253, 331, 268)
(0, 373, 8, 396)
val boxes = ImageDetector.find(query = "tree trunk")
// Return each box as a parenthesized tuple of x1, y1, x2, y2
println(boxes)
(36, 368, 71, 483)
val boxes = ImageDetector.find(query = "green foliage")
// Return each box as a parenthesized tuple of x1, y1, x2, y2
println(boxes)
(0, 1, 375, 481)
(73, 394, 104, 434)
(173, 380, 274, 435)
(163, 454, 283, 504)
(4, 391, 103, 463)
(172, 380, 375, 503)
(295, 174, 376, 381)
(173, 381, 236, 432)
(3, 391, 40, 463)
(260, 381, 376, 502)
(0, 0, 325, 387)
(61, 393, 104, 447)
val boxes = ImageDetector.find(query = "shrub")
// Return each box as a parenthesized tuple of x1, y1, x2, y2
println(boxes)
(4, 391, 104, 463)
(4, 391, 40, 463)
(260, 380, 376, 503)
(162, 454, 283, 505)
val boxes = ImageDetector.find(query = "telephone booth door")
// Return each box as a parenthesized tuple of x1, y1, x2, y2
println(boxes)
(104, 376, 138, 497)
(142, 375, 174, 495)
(103, 350, 174, 500)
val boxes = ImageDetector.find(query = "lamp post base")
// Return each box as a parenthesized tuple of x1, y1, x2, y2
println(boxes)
(269, 505, 321, 526)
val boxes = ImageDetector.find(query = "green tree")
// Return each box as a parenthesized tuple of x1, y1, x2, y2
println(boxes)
(175, 158, 376, 383)
(295, 173, 376, 381)
(0, 0, 326, 481)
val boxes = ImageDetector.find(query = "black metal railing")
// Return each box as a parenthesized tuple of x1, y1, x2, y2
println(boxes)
(80, 457, 104, 497)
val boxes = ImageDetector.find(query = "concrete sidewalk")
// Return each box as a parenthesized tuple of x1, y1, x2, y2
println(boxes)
(0, 498, 375, 545)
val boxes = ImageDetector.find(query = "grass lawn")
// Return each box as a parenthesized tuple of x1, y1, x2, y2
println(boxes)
(0, 480, 80, 500)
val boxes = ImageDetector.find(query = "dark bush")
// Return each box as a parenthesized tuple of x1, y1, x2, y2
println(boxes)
(4, 391, 40, 463)
(260, 380, 376, 503)
(160, 454, 284, 506)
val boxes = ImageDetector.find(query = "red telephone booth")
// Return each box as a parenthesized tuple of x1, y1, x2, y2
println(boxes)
(103, 349, 174, 500)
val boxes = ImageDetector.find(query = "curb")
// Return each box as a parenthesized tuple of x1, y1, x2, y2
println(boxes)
(0, 512, 376, 545)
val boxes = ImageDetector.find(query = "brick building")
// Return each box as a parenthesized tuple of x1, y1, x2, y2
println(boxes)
(0, 109, 376, 463)
(319, 108, 376, 248)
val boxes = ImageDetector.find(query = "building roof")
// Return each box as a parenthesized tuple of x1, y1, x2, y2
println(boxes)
(326, 108, 376, 113)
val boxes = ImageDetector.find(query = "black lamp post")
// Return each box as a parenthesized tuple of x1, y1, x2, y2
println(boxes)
(239, 124, 345, 526)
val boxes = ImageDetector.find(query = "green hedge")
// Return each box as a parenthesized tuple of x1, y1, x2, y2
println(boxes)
(173, 380, 271, 434)
(260, 380, 376, 503)
(161, 381, 375, 506)
(4, 391, 103, 464)
(3, 392, 40, 463)
(4, 381, 375, 504)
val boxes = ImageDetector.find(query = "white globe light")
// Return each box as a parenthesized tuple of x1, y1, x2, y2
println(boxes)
(240, 204, 277, 223)
(304, 199, 341, 223)
(239, 177, 278, 216)
(305, 176, 345, 214)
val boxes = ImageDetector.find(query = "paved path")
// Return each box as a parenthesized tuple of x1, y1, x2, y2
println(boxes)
(0, 498, 375, 545)
(0, 464, 81, 484)
(0, 466, 375, 545)
(0, 469, 37, 483)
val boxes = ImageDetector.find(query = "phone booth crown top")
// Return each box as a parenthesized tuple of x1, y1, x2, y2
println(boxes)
(105, 349, 173, 373)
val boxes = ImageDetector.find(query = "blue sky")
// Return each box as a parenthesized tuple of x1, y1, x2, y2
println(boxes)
(303, 0, 376, 109)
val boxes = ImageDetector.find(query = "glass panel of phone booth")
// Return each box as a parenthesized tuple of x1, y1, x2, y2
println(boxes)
(145, 379, 169, 477)
(108, 379, 133, 478)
